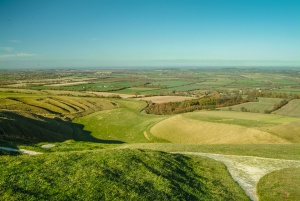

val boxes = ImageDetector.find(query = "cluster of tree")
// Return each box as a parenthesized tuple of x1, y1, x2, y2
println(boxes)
(145, 95, 248, 115)
(264, 99, 289, 114)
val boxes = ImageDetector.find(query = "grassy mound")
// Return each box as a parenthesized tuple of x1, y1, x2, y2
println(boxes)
(0, 149, 249, 201)
(74, 99, 168, 143)
(149, 111, 300, 144)
(257, 167, 300, 201)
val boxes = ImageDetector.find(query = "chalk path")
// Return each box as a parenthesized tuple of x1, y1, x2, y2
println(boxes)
(0, 146, 42, 155)
(173, 152, 300, 201)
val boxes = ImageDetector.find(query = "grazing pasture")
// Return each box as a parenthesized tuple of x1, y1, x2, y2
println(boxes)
(273, 99, 300, 117)
(149, 111, 300, 144)
(257, 167, 300, 201)
(221, 97, 283, 113)
(74, 99, 168, 143)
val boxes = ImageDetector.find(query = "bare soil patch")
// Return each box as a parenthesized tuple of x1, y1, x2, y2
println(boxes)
(88, 91, 135, 98)
(136, 95, 195, 103)
(46, 81, 90, 87)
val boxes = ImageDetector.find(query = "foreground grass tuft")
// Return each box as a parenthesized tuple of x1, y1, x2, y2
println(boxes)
(257, 167, 300, 201)
(0, 149, 248, 201)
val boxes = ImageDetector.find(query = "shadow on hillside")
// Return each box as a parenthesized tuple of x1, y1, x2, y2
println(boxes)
(0, 111, 124, 146)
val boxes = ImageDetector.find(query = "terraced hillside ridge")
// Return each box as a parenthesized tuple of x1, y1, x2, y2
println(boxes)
(149, 111, 300, 144)
(0, 95, 116, 118)
(272, 99, 300, 117)
(0, 95, 119, 144)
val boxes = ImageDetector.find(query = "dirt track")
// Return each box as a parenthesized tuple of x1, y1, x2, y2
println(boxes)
(174, 152, 300, 201)
(0, 146, 42, 155)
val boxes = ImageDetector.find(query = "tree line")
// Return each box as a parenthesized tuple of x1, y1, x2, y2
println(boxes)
(144, 94, 248, 115)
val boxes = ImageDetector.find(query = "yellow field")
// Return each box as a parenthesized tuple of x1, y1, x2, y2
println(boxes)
(149, 111, 300, 144)
(136, 95, 195, 103)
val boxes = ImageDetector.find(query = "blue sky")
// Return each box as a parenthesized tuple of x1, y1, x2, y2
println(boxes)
(0, 0, 300, 68)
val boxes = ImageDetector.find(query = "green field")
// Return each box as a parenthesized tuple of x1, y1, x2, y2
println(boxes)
(74, 99, 168, 143)
(148, 110, 300, 144)
(273, 99, 300, 117)
(257, 167, 300, 200)
(221, 97, 283, 113)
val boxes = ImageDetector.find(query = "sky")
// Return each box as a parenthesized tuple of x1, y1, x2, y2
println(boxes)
(0, 0, 300, 68)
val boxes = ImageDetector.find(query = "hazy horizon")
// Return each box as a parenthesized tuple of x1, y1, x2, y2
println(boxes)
(1, 0, 300, 69)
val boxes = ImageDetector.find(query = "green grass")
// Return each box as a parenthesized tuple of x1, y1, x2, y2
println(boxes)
(61, 81, 143, 92)
(17, 140, 120, 153)
(257, 167, 300, 201)
(0, 95, 116, 117)
(221, 97, 283, 113)
(0, 95, 119, 145)
(273, 99, 300, 117)
(184, 110, 298, 128)
(74, 99, 168, 143)
(0, 149, 249, 201)
(121, 143, 300, 160)
(146, 110, 300, 144)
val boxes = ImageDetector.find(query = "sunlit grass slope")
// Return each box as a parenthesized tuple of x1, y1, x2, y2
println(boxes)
(149, 110, 300, 144)
(273, 99, 300, 117)
(257, 167, 300, 201)
(0, 93, 118, 145)
(74, 99, 168, 143)
(220, 97, 283, 113)
(0, 93, 116, 118)
(121, 143, 300, 160)
(0, 149, 249, 201)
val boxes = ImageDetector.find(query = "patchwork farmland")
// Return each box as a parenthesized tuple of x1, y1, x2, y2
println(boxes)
(1, 68, 300, 201)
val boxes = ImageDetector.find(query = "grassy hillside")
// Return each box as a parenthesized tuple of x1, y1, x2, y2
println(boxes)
(273, 99, 300, 117)
(0, 93, 119, 145)
(257, 167, 300, 201)
(74, 99, 168, 143)
(149, 111, 300, 144)
(220, 97, 283, 113)
(0, 149, 249, 201)
(0, 93, 116, 119)
(0, 111, 125, 146)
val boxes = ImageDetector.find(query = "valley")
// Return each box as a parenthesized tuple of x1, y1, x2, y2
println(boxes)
(1, 68, 300, 201)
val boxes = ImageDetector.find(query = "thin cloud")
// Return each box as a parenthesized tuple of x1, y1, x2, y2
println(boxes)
(87, 37, 98, 41)
(0, 53, 36, 58)
(0, 47, 13, 52)
(7, 39, 22, 43)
